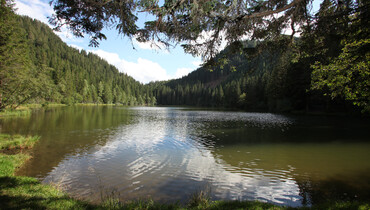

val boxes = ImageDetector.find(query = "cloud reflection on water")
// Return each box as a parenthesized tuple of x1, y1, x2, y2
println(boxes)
(43, 108, 303, 206)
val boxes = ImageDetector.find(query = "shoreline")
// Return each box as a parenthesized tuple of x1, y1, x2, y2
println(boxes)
(1, 103, 368, 119)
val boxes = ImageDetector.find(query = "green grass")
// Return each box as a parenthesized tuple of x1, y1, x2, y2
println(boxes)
(0, 134, 369, 210)
(0, 175, 94, 209)
(25, 103, 66, 108)
(0, 103, 67, 118)
(0, 134, 94, 209)
(206, 200, 288, 210)
(0, 153, 29, 176)
(0, 108, 31, 117)
(0, 134, 40, 150)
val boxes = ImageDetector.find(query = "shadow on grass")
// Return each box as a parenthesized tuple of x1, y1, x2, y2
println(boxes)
(1, 175, 369, 210)
(208, 200, 288, 210)
(0, 176, 95, 210)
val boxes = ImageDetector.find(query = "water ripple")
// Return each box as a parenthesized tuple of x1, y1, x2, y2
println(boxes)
(36, 107, 370, 207)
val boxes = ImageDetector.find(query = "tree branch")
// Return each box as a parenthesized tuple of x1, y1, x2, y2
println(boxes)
(241, 0, 302, 20)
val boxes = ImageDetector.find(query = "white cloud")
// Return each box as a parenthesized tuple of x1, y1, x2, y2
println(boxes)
(88, 49, 171, 84)
(89, 49, 198, 83)
(264, 13, 301, 37)
(192, 60, 202, 67)
(191, 30, 229, 54)
(281, 20, 302, 37)
(175, 68, 193, 79)
(55, 28, 85, 43)
(14, 0, 83, 43)
(123, 58, 170, 83)
(133, 39, 169, 53)
(14, 0, 52, 24)
(13, 0, 197, 83)
(69, 44, 83, 51)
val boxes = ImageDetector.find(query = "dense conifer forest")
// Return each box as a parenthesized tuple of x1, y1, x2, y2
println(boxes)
(1, 0, 368, 114)
(149, 0, 369, 113)
(150, 37, 365, 113)
(22, 16, 157, 106)
(1, 11, 156, 110)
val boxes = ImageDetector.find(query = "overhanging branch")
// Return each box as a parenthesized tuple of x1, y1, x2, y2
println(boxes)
(241, 0, 303, 20)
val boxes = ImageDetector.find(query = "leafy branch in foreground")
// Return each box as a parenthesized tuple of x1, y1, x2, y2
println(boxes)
(50, 0, 311, 60)
(311, 39, 370, 112)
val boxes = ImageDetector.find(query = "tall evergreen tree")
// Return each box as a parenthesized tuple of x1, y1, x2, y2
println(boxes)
(0, 0, 34, 110)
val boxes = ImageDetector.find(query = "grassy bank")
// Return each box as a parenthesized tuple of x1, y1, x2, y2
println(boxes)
(0, 104, 67, 118)
(0, 134, 369, 209)
(0, 103, 122, 118)
(0, 134, 94, 209)
(0, 134, 39, 151)
(0, 108, 31, 117)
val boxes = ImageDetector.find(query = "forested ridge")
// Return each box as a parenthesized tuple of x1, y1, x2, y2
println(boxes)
(21, 16, 157, 106)
(0, 5, 156, 110)
(1, 0, 369, 114)
(149, 0, 369, 113)
(149, 39, 332, 112)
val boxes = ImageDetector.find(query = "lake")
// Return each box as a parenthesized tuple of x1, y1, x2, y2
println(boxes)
(1, 106, 369, 207)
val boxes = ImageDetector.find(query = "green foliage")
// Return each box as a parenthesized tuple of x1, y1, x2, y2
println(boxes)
(299, 0, 370, 113)
(0, 0, 33, 110)
(50, 0, 309, 60)
(150, 0, 369, 114)
(311, 39, 370, 112)
(35, 0, 369, 114)
(150, 40, 295, 112)
(50, 0, 138, 47)
(0, 108, 31, 117)
(1, 13, 155, 107)
(0, 1, 69, 110)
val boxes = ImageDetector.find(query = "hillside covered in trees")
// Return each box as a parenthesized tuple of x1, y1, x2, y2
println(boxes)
(149, 40, 327, 112)
(0, 4, 156, 110)
(149, 0, 369, 114)
(1, 0, 368, 114)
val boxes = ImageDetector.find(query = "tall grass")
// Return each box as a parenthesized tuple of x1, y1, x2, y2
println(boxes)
(188, 187, 211, 208)
(0, 134, 40, 150)
(0, 108, 31, 117)
(0, 103, 68, 118)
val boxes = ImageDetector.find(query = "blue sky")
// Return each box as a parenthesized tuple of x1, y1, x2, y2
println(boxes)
(14, 0, 321, 84)
(14, 0, 202, 84)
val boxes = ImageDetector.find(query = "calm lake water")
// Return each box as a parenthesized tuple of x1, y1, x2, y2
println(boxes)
(1, 106, 370, 207)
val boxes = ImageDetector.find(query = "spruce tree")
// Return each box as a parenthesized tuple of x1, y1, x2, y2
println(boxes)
(0, 0, 32, 110)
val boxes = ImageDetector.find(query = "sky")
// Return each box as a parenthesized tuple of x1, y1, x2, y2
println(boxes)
(14, 0, 321, 84)
(14, 0, 202, 84)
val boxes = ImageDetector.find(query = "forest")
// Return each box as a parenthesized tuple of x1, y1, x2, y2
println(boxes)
(0, 0, 369, 208)
(150, 0, 369, 113)
(0, 5, 156, 110)
(0, 0, 369, 114)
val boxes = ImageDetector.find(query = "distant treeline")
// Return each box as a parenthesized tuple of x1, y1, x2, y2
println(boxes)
(149, 0, 369, 114)
(1, 0, 368, 114)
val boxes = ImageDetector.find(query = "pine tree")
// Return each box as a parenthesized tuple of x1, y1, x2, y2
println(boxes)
(0, 0, 32, 110)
